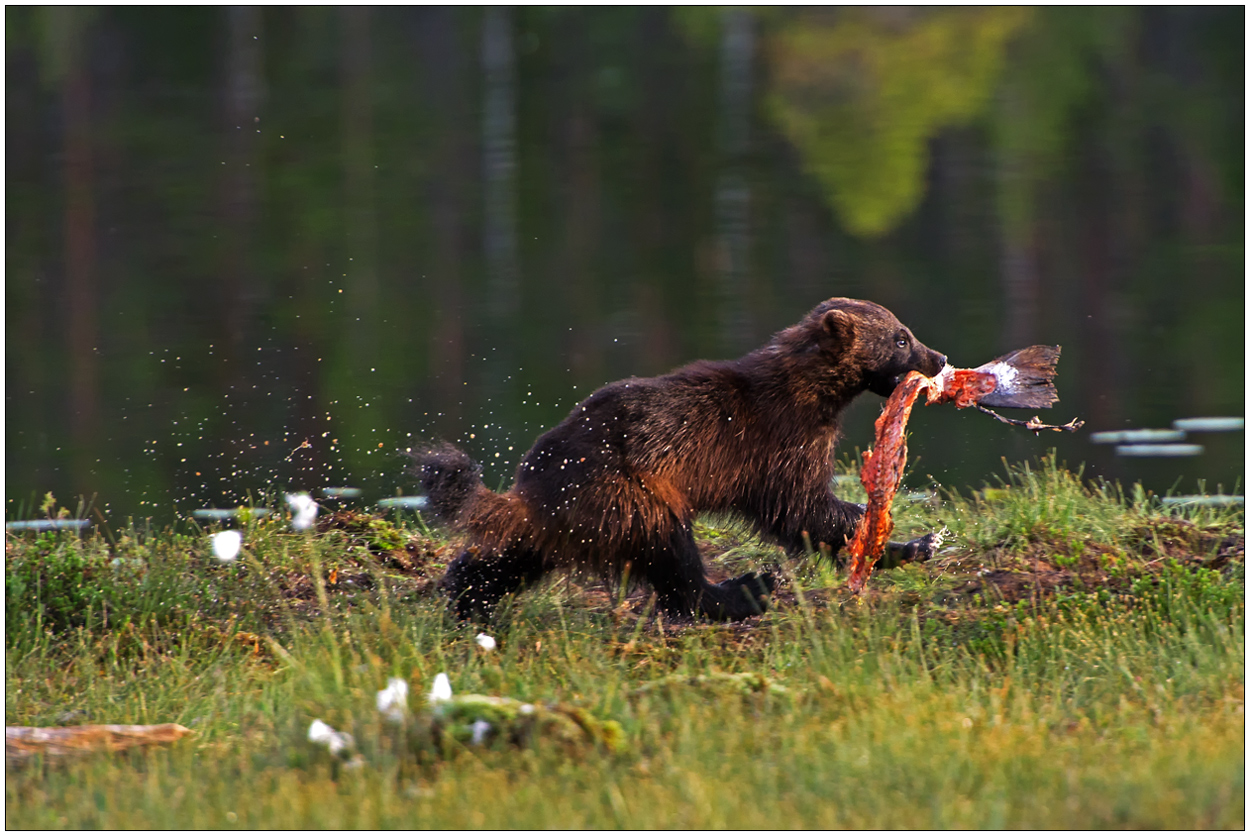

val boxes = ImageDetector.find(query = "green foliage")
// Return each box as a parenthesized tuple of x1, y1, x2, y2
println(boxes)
(667, 6, 722, 50)
(356, 516, 409, 552)
(691, 513, 786, 576)
(991, 7, 1128, 237)
(419, 694, 624, 755)
(4, 532, 112, 639)
(2, 510, 441, 657)
(31, 6, 97, 87)
(944, 454, 1140, 554)
(767, 8, 1031, 237)
(930, 458, 1057, 549)
(39, 491, 60, 517)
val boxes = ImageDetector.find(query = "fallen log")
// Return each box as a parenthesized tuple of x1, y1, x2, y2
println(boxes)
(6, 723, 193, 768)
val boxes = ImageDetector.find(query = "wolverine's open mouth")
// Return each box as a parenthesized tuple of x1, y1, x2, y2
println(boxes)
(869, 362, 949, 398)
(866, 372, 902, 398)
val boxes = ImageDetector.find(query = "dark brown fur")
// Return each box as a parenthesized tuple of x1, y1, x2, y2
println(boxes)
(413, 298, 946, 621)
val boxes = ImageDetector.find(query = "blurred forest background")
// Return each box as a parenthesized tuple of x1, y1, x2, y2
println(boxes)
(6, 6, 1244, 523)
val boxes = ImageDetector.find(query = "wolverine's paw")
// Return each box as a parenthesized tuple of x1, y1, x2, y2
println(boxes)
(439, 552, 497, 623)
(721, 571, 775, 613)
(695, 573, 774, 621)
(883, 528, 949, 568)
(719, 571, 775, 594)
(440, 582, 492, 623)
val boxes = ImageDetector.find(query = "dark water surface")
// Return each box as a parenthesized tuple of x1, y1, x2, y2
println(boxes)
(6, 8, 1244, 524)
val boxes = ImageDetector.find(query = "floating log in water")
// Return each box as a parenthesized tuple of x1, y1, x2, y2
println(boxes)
(378, 496, 428, 510)
(1161, 495, 1244, 507)
(1172, 417, 1245, 433)
(845, 346, 1083, 593)
(1089, 429, 1187, 444)
(1116, 444, 1204, 457)
(6, 724, 193, 768)
(322, 487, 363, 499)
(5, 519, 90, 532)
(191, 508, 270, 522)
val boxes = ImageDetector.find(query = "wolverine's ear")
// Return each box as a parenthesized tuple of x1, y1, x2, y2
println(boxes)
(820, 309, 856, 352)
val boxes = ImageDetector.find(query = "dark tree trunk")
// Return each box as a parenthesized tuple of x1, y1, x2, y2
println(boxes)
(59, 9, 100, 492)
(996, 88, 1041, 351)
(415, 8, 473, 434)
(480, 6, 520, 408)
(481, 6, 519, 323)
(341, 6, 379, 367)
(219, 5, 265, 374)
(715, 8, 755, 357)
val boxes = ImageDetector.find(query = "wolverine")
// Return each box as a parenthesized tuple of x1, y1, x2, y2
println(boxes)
(413, 297, 946, 621)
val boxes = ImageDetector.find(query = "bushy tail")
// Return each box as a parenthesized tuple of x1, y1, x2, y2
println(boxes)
(409, 442, 488, 525)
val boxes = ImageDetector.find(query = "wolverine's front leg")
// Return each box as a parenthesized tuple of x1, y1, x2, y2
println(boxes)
(879, 530, 944, 568)
(440, 545, 547, 621)
(767, 495, 939, 568)
(838, 501, 943, 568)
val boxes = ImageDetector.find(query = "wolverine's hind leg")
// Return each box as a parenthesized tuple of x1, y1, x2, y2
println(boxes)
(440, 545, 546, 621)
(635, 526, 773, 621)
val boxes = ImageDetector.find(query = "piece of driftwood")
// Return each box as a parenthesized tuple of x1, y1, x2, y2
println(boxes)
(6, 723, 193, 767)
(845, 346, 1083, 592)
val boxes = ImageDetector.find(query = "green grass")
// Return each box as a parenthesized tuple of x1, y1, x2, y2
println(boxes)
(5, 458, 1245, 828)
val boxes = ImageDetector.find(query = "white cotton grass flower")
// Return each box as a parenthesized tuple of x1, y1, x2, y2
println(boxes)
(469, 719, 492, 746)
(307, 719, 354, 757)
(307, 718, 334, 744)
(376, 677, 410, 723)
(428, 672, 453, 705)
(286, 492, 318, 531)
(475, 633, 497, 651)
(211, 530, 243, 563)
